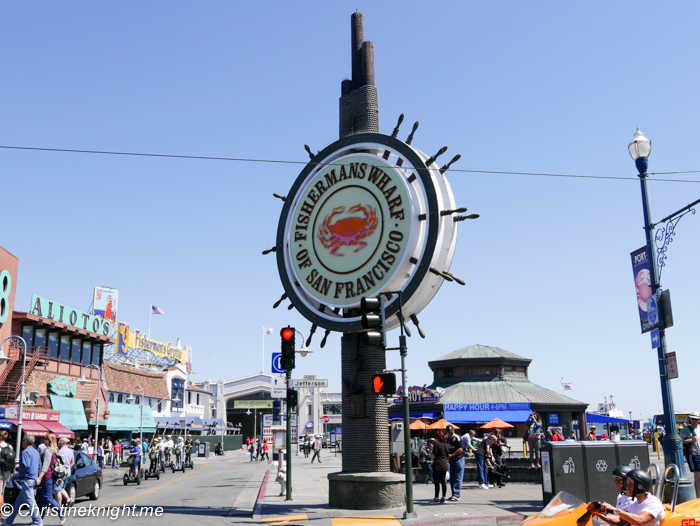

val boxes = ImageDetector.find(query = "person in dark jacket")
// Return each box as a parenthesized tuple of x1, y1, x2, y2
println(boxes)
(4, 435, 42, 526)
(429, 431, 450, 504)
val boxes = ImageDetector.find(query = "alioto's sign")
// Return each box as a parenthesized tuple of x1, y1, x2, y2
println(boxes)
(31, 295, 112, 336)
(276, 133, 461, 333)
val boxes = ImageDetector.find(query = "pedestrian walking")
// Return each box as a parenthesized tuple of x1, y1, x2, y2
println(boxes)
(311, 434, 322, 464)
(0, 430, 15, 512)
(2, 434, 43, 526)
(112, 440, 121, 468)
(38, 433, 67, 524)
(96, 439, 104, 469)
(248, 441, 256, 461)
(260, 440, 270, 462)
(105, 438, 112, 466)
(445, 425, 463, 501)
(56, 438, 75, 507)
(428, 431, 449, 504)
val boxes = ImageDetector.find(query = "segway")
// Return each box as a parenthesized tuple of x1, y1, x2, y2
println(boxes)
(171, 447, 186, 473)
(144, 451, 161, 480)
(123, 457, 142, 485)
(185, 447, 194, 469)
(163, 448, 171, 471)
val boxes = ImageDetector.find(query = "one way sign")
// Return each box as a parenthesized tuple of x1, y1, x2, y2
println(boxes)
(651, 328, 660, 349)
(271, 378, 287, 398)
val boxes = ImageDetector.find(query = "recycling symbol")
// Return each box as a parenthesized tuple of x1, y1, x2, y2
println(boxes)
(596, 460, 608, 472)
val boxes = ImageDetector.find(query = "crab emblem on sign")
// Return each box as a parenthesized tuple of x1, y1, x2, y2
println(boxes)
(318, 205, 378, 256)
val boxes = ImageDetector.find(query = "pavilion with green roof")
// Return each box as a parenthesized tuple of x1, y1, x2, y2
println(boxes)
(388, 344, 589, 438)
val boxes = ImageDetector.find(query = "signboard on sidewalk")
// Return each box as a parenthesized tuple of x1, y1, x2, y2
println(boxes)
(263, 414, 273, 427)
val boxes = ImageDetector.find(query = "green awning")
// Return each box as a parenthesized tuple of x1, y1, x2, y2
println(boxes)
(50, 395, 88, 430)
(106, 402, 156, 433)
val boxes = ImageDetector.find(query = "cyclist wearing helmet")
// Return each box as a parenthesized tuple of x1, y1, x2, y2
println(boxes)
(612, 465, 633, 511)
(597, 469, 663, 526)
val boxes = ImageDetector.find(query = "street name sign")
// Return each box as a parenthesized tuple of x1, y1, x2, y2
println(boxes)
(291, 379, 328, 388)
(271, 378, 288, 398)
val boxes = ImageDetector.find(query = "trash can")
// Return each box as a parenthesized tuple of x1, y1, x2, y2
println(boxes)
(542, 440, 652, 506)
(541, 441, 587, 505)
(197, 442, 210, 457)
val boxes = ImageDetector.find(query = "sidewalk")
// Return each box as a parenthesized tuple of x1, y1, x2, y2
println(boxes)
(235, 449, 543, 526)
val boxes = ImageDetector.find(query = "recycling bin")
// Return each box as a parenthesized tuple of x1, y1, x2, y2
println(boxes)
(581, 442, 619, 503)
(197, 441, 210, 457)
(614, 440, 650, 473)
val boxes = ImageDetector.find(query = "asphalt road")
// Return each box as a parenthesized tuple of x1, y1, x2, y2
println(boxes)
(41, 452, 264, 526)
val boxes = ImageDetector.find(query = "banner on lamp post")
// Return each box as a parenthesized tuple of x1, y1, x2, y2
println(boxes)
(631, 246, 654, 334)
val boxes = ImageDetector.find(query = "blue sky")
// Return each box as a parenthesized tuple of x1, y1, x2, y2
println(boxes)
(2, 2, 699, 423)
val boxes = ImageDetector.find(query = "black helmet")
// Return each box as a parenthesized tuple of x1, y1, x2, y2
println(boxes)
(626, 469, 653, 495)
(613, 465, 632, 492)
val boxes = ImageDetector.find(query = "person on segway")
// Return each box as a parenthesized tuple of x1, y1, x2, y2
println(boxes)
(164, 435, 173, 467)
(124, 439, 141, 485)
(172, 437, 184, 472)
(146, 440, 160, 479)
(184, 434, 194, 468)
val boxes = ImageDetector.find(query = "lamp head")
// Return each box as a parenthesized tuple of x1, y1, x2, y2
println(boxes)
(126, 394, 136, 402)
(298, 347, 314, 358)
(78, 373, 88, 385)
(629, 128, 651, 174)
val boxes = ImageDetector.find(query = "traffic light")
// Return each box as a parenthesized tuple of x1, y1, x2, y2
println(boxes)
(361, 296, 385, 347)
(372, 373, 396, 396)
(280, 326, 296, 370)
(287, 388, 298, 409)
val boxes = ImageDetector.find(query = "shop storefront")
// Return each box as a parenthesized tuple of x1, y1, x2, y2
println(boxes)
(106, 402, 156, 439)
(49, 394, 89, 432)
(3, 405, 75, 440)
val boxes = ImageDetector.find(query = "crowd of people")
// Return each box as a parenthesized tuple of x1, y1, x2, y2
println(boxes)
(418, 424, 512, 504)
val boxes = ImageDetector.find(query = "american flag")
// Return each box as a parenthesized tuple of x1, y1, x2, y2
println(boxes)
(151, 305, 165, 315)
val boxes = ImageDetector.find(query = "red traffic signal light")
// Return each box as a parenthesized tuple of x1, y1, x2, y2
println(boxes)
(371, 373, 396, 396)
(281, 328, 294, 340)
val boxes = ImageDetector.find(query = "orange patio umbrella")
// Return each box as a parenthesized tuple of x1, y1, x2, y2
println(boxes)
(427, 419, 459, 430)
(409, 420, 428, 430)
(480, 418, 514, 429)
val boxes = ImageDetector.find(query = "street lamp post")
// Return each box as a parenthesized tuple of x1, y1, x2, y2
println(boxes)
(1, 336, 27, 465)
(629, 128, 695, 502)
(126, 385, 146, 454)
(79, 364, 101, 457)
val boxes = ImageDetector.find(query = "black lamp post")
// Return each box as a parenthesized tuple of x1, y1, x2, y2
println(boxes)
(629, 128, 695, 502)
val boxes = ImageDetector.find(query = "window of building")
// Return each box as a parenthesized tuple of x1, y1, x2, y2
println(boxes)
(134, 396, 140, 405)
(82, 341, 91, 365)
(158, 400, 162, 412)
(34, 328, 47, 351)
(196, 393, 200, 405)
(117, 394, 123, 403)
(504, 365, 527, 377)
(109, 393, 114, 403)
(91, 343, 101, 366)
(70, 338, 82, 363)
(171, 378, 184, 411)
(443, 367, 455, 378)
(21, 325, 34, 348)
(148, 399, 152, 407)
(59, 335, 71, 361)
(47, 331, 60, 359)
(188, 392, 192, 405)
(308, 405, 313, 416)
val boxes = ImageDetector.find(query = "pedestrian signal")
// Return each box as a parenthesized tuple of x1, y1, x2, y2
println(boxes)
(371, 373, 396, 396)
(287, 388, 298, 408)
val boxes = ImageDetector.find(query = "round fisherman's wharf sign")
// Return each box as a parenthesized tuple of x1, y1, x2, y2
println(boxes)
(275, 132, 460, 333)
(291, 154, 411, 306)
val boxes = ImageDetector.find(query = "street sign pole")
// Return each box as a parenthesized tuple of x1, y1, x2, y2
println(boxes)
(286, 368, 292, 501)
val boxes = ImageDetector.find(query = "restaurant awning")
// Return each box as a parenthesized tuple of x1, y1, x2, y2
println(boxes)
(41, 420, 75, 439)
(106, 403, 156, 433)
(186, 416, 205, 430)
(7, 419, 50, 437)
(49, 395, 88, 430)
(585, 413, 630, 424)
(0, 419, 13, 430)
